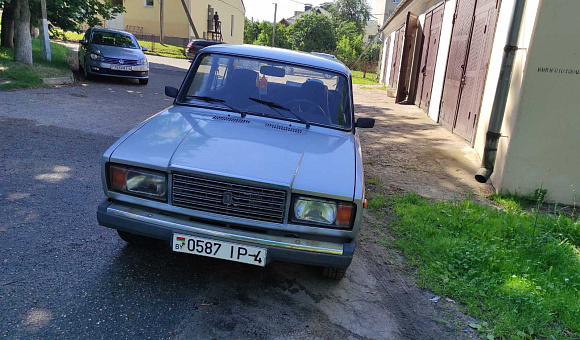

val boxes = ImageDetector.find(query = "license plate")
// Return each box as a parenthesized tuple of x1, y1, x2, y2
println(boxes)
(111, 65, 132, 71)
(172, 234, 266, 267)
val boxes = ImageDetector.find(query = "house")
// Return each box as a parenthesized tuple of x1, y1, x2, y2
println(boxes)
(376, 0, 402, 27)
(104, 0, 245, 45)
(364, 20, 380, 43)
(377, 0, 579, 205)
(279, 4, 331, 27)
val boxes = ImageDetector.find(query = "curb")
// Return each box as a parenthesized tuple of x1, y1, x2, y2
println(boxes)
(42, 71, 75, 85)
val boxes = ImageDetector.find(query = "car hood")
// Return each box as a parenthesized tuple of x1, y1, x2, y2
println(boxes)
(110, 106, 356, 200)
(91, 44, 145, 60)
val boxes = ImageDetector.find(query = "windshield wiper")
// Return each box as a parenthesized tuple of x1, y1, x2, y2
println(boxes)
(186, 95, 246, 118)
(248, 97, 310, 128)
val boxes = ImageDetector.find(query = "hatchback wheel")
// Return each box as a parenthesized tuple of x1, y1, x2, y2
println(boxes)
(83, 60, 91, 80)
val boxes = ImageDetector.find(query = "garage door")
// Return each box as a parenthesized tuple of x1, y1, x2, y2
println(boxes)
(416, 2, 445, 112)
(388, 25, 405, 92)
(396, 12, 419, 103)
(453, 0, 501, 141)
(439, 0, 501, 143)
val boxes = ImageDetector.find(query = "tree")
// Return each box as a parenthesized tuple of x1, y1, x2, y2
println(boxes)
(243, 18, 260, 44)
(289, 12, 336, 53)
(13, 0, 32, 64)
(335, 34, 362, 61)
(333, 0, 371, 33)
(1, 1, 15, 48)
(28, 0, 124, 33)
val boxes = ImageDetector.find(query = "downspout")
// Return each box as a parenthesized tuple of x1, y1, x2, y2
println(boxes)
(475, 0, 527, 183)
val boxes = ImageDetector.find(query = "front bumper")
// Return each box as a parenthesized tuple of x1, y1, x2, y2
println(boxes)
(87, 60, 149, 79)
(97, 200, 355, 268)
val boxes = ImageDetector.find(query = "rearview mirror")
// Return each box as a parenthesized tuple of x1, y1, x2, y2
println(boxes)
(260, 65, 285, 77)
(165, 86, 178, 98)
(355, 117, 375, 128)
(141, 46, 148, 51)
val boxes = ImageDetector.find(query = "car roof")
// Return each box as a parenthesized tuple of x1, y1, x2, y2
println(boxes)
(202, 44, 350, 75)
(91, 28, 135, 36)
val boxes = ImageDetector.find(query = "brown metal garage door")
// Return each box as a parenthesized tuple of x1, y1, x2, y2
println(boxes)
(396, 12, 419, 103)
(439, 0, 477, 130)
(453, 0, 501, 141)
(388, 25, 405, 91)
(416, 2, 445, 112)
(439, 0, 501, 143)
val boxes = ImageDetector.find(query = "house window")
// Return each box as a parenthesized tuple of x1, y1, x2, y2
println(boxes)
(145, 0, 154, 7)
(231, 15, 234, 36)
(392, 0, 399, 3)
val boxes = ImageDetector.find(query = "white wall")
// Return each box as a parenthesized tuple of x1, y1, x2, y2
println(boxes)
(381, 31, 396, 86)
(494, 0, 579, 204)
(427, 0, 455, 121)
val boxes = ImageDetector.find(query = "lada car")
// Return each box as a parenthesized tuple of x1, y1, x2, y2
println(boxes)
(97, 44, 375, 279)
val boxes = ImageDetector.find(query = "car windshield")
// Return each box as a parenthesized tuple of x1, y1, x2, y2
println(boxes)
(178, 53, 352, 130)
(91, 31, 139, 49)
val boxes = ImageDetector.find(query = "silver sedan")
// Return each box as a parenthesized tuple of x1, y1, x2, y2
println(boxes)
(97, 44, 375, 279)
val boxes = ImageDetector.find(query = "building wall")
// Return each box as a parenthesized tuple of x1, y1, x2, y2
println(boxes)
(474, 0, 540, 187)
(121, 0, 244, 44)
(493, 0, 579, 204)
(377, 0, 404, 26)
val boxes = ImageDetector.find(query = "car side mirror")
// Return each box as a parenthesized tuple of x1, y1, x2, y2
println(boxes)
(141, 46, 148, 51)
(355, 117, 375, 128)
(79, 39, 87, 46)
(165, 86, 179, 98)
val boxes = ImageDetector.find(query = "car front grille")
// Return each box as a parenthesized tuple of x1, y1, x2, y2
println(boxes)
(102, 57, 139, 66)
(172, 174, 287, 223)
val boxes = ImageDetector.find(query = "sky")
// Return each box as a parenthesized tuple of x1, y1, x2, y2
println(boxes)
(242, 0, 378, 23)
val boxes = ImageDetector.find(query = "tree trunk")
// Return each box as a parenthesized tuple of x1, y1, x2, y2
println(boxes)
(14, 0, 33, 65)
(1, 1, 16, 48)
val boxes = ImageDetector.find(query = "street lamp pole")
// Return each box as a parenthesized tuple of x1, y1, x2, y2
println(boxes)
(272, 3, 277, 47)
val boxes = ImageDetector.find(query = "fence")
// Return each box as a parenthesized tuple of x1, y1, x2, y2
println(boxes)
(342, 60, 379, 77)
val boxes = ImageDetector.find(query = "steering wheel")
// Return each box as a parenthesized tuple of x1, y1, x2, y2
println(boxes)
(284, 99, 329, 121)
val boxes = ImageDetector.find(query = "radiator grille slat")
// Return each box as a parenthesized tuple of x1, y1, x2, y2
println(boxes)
(171, 174, 287, 223)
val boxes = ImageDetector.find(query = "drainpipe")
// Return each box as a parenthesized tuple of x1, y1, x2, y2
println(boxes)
(475, 0, 527, 183)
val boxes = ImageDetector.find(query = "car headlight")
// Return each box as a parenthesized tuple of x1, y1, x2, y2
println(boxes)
(292, 196, 355, 229)
(109, 164, 167, 201)
(138, 58, 148, 65)
(90, 53, 104, 61)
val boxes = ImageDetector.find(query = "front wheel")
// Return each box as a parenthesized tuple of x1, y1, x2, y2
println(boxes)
(83, 60, 91, 80)
(139, 78, 149, 85)
(321, 266, 347, 280)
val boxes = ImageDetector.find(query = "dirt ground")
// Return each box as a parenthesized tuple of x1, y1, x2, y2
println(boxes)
(347, 84, 497, 339)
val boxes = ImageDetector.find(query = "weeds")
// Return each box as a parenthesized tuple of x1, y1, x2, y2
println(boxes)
(389, 193, 580, 339)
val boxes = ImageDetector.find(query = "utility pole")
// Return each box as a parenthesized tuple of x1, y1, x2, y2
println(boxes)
(160, 0, 164, 43)
(180, 0, 200, 39)
(39, 0, 50, 61)
(271, 3, 277, 47)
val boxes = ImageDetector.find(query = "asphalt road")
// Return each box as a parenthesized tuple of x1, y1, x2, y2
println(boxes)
(0, 54, 473, 340)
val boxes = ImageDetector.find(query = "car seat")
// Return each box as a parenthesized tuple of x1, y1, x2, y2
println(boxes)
(225, 69, 259, 109)
(301, 80, 329, 117)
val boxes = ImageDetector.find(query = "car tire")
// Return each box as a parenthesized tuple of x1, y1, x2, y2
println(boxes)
(117, 230, 155, 246)
(321, 266, 347, 280)
(139, 78, 149, 85)
(83, 60, 91, 80)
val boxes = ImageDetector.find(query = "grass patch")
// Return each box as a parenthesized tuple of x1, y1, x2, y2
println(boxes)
(57, 30, 186, 59)
(0, 39, 71, 90)
(367, 193, 388, 211)
(390, 193, 580, 339)
(352, 70, 378, 85)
